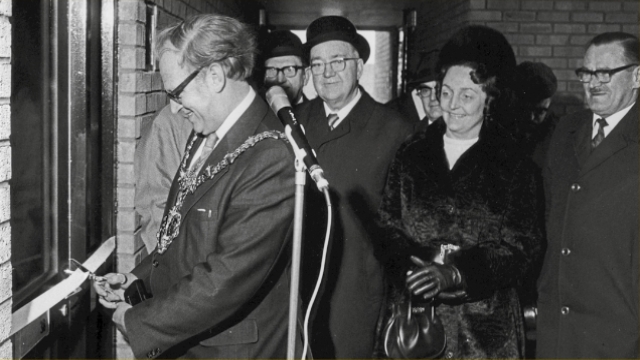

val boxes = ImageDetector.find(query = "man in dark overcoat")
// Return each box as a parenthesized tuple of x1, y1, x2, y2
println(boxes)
(295, 16, 413, 358)
(94, 14, 299, 358)
(537, 32, 639, 358)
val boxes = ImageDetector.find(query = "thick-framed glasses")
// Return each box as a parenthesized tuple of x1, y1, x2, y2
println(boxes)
(166, 67, 202, 103)
(575, 63, 638, 83)
(265, 65, 305, 79)
(310, 57, 359, 75)
(415, 86, 436, 98)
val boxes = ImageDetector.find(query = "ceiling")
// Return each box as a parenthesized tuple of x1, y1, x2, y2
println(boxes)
(258, 0, 421, 29)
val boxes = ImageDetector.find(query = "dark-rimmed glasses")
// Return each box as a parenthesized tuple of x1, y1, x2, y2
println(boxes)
(310, 58, 359, 75)
(166, 67, 202, 103)
(575, 63, 638, 83)
(416, 85, 437, 99)
(265, 65, 305, 79)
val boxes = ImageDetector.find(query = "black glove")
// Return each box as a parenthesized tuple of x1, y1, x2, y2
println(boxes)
(406, 255, 463, 301)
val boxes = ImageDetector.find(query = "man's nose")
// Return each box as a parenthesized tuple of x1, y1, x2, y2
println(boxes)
(323, 65, 336, 78)
(276, 71, 287, 83)
(170, 99, 183, 114)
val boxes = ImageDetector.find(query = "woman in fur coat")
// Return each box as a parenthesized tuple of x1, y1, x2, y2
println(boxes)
(377, 26, 544, 358)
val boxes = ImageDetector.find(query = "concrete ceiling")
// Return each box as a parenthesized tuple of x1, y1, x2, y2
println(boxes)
(258, 0, 421, 29)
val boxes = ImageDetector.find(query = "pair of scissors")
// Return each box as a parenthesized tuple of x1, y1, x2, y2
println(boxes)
(66, 258, 106, 281)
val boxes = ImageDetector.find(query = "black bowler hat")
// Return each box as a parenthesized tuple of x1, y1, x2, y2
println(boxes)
(436, 25, 516, 80)
(304, 16, 370, 63)
(263, 30, 305, 61)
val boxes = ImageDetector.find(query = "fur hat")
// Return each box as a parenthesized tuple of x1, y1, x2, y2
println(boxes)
(304, 16, 370, 63)
(436, 25, 516, 80)
(263, 30, 305, 62)
(514, 61, 558, 104)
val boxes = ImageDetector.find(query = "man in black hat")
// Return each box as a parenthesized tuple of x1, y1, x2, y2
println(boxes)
(386, 64, 443, 125)
(294, 15, 413, 359)
(262, 30, 310, 105)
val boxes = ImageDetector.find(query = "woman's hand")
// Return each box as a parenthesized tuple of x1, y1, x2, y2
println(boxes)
(406, 256, 462, 300)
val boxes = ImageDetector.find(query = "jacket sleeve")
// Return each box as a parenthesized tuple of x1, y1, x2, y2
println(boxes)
(124, 143, 295, 358)
(449, 159, 545, 298)
(134, 106, 192, 253)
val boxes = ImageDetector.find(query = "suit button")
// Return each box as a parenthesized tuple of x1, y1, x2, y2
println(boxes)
(570, 183, 581, 192)
(152, 260, 159, 268)
(446, 205, 455, 214)
(446, 351, 454, 358)
(561, 306, 570, 315)
(561, 248, 571, 256)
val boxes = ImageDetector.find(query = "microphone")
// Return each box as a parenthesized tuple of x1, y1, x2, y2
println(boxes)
(266, 86, 329, 191)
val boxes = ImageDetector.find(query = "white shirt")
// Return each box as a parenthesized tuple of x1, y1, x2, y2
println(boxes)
(592, 102, 635, 138)
(443, 135, 478, 170)
(191, 87, 256, 167)
(410, 89, 427, 120)
(323, 88, 362, 129)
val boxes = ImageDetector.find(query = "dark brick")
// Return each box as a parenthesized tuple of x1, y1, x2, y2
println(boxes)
(606, 13, 638, 24)
(537, 11, 570, 22)
(520, 46, 552, 57)
(521, 23, 552, 33)
(554, 46, 586, 57)
(469, 0, 487, 10)
(505, 33, 535, 45)
(522, 0, 553, 10)
(554, 24, 586, 33)
(539, 57, 568, 69)
(570, 35, 593, 46)
(504, 11, 536, 21)
(568, 58, 584, 69)
(468, 10, 503, 21)
(486, 21, 519, 33)
(568, 81, 585, 93)
(623, 24, 639, 35)
(555, 1, 587, 11)
(537, 35, 570, 45)
(624, 1, 639, 12)
(555, 81, 567, 92)
(588, 24, 622, 34)
(487, 0, 520, 9)
(589, 1, 621, 11)
(555, 69, 579, 81)
(572, 12, 604, 22)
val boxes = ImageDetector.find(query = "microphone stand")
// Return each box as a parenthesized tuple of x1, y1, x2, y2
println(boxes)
(287, 157, 306, 360)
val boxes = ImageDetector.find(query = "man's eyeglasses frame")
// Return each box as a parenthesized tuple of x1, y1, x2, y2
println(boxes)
(575, 63, 638, 83)
(310, 57, 360, 76)
(165, 67, 203, 104)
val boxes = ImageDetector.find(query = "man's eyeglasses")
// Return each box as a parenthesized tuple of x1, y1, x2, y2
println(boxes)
(165, 67, 202, 104)
(310, 58, 359, 75)
(575, 63, 638, 83)
(415, 86, 436, 99)
(265, 65, 305, 79)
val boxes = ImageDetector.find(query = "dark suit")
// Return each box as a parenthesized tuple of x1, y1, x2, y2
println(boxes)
(125, 95, 298, 359)
(386, 92, 421, 123)
(537, 103, 639, 358)
(296, 90, 413, 358)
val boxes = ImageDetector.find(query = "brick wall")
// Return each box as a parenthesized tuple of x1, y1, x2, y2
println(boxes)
(115, 0, 256, 357)
(0, 0, 9, 357)
(412, 0, 639, 116)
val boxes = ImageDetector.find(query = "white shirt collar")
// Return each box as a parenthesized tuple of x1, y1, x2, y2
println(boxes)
(323, 88, 362, 129)
(411, 89, 427, 120)
(216, 87, 256, 142)
(592, 101, 635, 138)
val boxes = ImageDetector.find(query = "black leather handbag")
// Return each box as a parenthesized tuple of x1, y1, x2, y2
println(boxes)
(383, 297, 446, 358)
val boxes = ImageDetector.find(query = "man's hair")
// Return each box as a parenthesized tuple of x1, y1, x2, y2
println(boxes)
(588, 32, 639, 64)
(155, 14, 256, 81)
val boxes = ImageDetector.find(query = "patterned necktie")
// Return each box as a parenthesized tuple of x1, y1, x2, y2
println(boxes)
(591, 118, 608, 149)
(327, 113, 339, 131)
(191, 133, 219, 172)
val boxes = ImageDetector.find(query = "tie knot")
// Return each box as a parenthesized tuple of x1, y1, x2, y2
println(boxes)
(596, 118, 608, 128)
(327, 113, 339, 130)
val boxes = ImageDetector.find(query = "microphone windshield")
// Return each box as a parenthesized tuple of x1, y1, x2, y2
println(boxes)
(266, 86, 291, 113)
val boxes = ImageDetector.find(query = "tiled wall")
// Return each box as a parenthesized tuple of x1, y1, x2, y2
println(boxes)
(412, 0, 639, 116)
(0, 0, 10, 356)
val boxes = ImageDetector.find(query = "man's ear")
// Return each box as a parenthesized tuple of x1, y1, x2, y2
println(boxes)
(206, 62, 226, 93)
(356, 58, 364, 80)
(632, 65, 640, 90)
(303, 67, 310, 86)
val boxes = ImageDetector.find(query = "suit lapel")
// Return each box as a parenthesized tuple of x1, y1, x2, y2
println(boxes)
(179, 96, 268, 216)
(572, 113, 592, 169)
(581, 103, 638, 176)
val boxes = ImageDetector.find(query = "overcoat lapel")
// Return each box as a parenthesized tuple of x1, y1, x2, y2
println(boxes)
(179, 96, 268, 216)
(580, 103, 638, 176)
(572, 113, 592, 169)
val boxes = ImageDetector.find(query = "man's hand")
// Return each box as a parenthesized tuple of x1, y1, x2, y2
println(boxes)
(93, 272, 137, 309)
(113, 301, 132, 339)
(406, 256, 462, 301)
